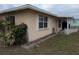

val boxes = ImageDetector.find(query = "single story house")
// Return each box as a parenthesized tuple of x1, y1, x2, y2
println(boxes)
(0, 4, 74, 42)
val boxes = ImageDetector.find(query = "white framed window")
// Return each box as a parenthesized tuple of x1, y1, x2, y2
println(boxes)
(5, 15, 15, 30)
(6, 16, 15, 25)
(39, 15, 48, 29)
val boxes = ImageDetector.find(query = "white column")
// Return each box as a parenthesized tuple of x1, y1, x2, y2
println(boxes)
(66, 18, 69, 35)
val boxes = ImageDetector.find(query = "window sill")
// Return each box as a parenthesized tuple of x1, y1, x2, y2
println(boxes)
(38, 28, 49, 31)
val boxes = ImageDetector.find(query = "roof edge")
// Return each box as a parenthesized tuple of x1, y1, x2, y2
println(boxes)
(0, 4, 57, 17)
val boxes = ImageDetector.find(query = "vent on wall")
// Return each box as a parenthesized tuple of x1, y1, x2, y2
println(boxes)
(52, 28, 55, 34)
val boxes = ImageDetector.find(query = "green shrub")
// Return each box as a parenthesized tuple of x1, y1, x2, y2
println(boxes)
(0, 18, 28, 47)
(12, 23, 27, 45)
(0, 20, 5, 33)
(3, 31, 15, 47)
(3, 23, 28, 46)
(0, 19, 15, 47)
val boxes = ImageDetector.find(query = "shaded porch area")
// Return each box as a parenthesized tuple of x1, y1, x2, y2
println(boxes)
(58, 17, 76, 34)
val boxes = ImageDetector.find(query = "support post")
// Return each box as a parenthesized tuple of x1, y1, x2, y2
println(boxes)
(66, 18, 69, 35)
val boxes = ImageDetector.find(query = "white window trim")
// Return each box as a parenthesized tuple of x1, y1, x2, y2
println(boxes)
(37, 15, 48, 31)
(36, 15, 39, 31)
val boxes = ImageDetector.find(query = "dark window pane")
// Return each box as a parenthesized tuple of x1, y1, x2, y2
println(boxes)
(5, 16, 15, 30)
(10, 16, 15, 25)
(39, 22, 43, 28)
(6, 16, 15, 25)
(44, 17, 48, 22)
(39, 17, 43, 22)
(44, 23, 47, 28)
(44, 17, 48, 28)
(39, 16, 48, 29)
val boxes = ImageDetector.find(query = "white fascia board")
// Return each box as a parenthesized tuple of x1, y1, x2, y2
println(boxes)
(0, 4, 57, 17)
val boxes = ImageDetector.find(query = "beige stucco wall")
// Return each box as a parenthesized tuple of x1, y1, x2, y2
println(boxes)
(0, 9, 60, 42)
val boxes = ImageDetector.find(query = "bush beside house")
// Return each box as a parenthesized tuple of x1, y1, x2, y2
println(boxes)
(0, 19, 27, 47)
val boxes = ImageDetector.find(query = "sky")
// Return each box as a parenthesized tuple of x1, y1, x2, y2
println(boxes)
(0, 4, 79, 19)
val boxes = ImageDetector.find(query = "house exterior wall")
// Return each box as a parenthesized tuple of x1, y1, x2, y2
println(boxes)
(0, 9, 60, 42)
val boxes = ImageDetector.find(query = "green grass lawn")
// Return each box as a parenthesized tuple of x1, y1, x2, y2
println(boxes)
(0, 32, 79, 55)
(30, 32, 79, 55)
